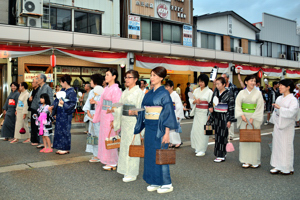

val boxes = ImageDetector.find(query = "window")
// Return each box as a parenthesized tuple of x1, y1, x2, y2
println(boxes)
(277, 44, 282, 57)
(201, 33, 215, 49)
(230, 38, 234, 52)
(248, 41, 251, 54)
(152, 22, 161, 41)
(163, 24, 181, 44)
(171, 25, 181, 44)
(267, 42, 272, 57)
(74, 11, 101, 34)
(141, 20, 151, 40)
(163, 24, 172, 43)
(42, 7, 71, 31)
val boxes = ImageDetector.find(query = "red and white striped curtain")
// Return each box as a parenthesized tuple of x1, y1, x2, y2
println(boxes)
(0, 45, 51, 58)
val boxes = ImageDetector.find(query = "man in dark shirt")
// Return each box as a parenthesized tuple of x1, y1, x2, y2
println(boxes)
(265, 81, 280, 125)
(28, 79, 40, 145)
(185, 82, 191, 108)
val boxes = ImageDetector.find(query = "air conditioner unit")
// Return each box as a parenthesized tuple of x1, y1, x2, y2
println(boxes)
(27, 16, 42, 28)
(22, 0, 43, 16)
(235, 47, 243, 53)
(279, 54, 286, 59)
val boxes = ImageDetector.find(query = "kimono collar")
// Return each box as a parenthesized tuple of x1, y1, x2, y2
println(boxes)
(127, 85, 139, 93)
(153, 85, 164, 93)
(108, 83, 119, 89)
(283, 93, 293, 99)
(200, 86, 208, 92)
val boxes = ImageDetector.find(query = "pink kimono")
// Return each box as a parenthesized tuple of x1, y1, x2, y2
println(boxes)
(93, 84, 122, 166)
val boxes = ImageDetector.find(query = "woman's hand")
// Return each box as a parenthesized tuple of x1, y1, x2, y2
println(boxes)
(3, 110, 6, 115)
(128, 110, 138, 116)
(241, 115, 247, 122)
(59, 99, 64, 105)
(110, 121, 114, 129)
(106, 108, 115, 114)
(48, 106, 53, 113)
(162, 127, 170, 144)
(193, 99, 197, 104)
(209, 108, 213, 113)
(227, 121, 231, 129)
(249, 118, 254, 125)
(87, 111, 93, 119)
(90, 98, 96, 104)
(29, 96, 33, 102)
(15, 111, 17, 115)
(273, 104, 280, 109)
(23, 114, 26, 119)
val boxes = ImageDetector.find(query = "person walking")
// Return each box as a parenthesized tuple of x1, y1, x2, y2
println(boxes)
(189, 74, 213, 156)
(208, 77, 235, 163)
(111, 70, 144, 182)
(165, 80, 184, 148)
(30, 74, 53, 148)
(185, 82, 191, 109)
(1, 82, 20, 141)
(49, 74, 77, 155)
(270, 79, 298, 175)
(92, 68, 122, 170)
(264, 81, 280, 125)
(82, 82, 92, 133)
(134, 66, 177, 194)
(83, 74, 104, 162)
(235, 75, 264, 168)
(11, 82, 30, 143)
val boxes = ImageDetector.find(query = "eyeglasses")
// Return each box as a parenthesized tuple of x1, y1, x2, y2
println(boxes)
(124, 77, 135, 80)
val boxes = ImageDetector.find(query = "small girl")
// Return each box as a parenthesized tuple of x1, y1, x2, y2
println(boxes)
(35, 93, 54, 153)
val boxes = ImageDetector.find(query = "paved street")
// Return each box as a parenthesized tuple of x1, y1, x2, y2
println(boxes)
(0, 117, 299, 200)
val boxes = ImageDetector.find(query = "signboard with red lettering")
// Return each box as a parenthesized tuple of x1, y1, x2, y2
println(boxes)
(24, 73, 53, 82)
(157, 4, 168, 18)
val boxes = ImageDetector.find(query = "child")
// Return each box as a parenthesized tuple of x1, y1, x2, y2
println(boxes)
(36, 93, 54, 153)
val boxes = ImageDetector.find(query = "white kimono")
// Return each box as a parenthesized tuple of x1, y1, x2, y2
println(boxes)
(169, 91, 185, 145)
(235, 89, 264, 165)
(83, 89, 102, 157)
(270, 94, 298, 172)
(189, 87, 213, 153)
(114, 85, 144, 177)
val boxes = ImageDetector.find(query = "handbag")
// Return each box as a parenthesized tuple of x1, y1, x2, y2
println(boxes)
(129, 133, 144, 158)
(105, 127, 121, 149)
(19, 118, 26, 134)
(204, 121, 215, 135)
(239, 124, 261, 142)
(86, 123, 98, 145)
(156, 144, 176, 165)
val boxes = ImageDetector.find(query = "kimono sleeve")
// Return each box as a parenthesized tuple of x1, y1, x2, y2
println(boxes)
(83, 90, 93, 112)
(134, 97, 146, 135)
(47, 86, 54, 104)
(92, 94, 104, 123)
(250, 91, 264, 123)
(279, 97, 298, 119)
(14, 92, 20, 107)
(113, 93, 123, 132)
(235, 90, 244, 119)
(109, 87, 122, 123)
(157, 92, 178, 138)
(51, 98, 59, 116)
(226, 91, 235, 122)
(174, 93, 184, 119)
(63, 90, 77, 114)
(22, 92, 29, 114)
(3, 93, 9, 110)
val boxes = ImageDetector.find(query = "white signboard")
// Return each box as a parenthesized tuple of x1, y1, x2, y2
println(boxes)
(24, 73, 53, 82)
(183, 25, 193, 46)
(128, 15, 140, 39)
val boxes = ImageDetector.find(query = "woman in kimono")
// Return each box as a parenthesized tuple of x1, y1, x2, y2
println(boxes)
(92, 68, 122, 170)
(270, 79, 298, 175)
(1, 82, 20, 141)
(83, 74, 104, 162)
(165, 80, 185, 148)
(49, 74, 77, 155)
(189, 74, 213, 156)
(235, 75, 264, 168)
(208, 77, 235, 163)
(11, 82, 30, 143)
(109, 70, 144, 182)
(134, 66, 177, 194)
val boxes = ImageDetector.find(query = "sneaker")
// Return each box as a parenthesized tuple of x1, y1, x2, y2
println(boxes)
(147, 185, 161, 192)
(157, 185, 173, 194)
(214, 157, 225, 163)
(196, 151, 205, 157)
(122, 176, 137, 182)
(264, 121, 269, 125)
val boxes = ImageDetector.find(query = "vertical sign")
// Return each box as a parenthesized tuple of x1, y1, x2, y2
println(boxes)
(228, 15, 233, 35)
(128, 15, 140, 39)
(183, 25, 193, 46)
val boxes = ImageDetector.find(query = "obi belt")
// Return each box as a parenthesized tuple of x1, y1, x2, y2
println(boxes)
(122, 104, 136, 116)
(196, 101, 209, 109)
(102, 100, 112, 110)
(214, 103, 228, 113)
(242, 103, 257, 113)
(145, 106, 162, 120)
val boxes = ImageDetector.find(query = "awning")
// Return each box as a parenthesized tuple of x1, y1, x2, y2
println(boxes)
(135, 55, 229, 73)
(0, 45, 51, 58)
(261, 67, 282, 77)
(56, 49, 128, 65)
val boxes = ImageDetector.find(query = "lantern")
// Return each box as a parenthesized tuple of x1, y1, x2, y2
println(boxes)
(258, 70, 263, 78)
(50, 54, 56, 67)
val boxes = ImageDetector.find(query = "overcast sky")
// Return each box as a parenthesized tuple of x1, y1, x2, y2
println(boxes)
(193, 0, 300, 25)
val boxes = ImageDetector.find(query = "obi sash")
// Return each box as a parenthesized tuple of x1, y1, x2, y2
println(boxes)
(145, 106, 162, 120)
(122, 104, 136, 116)
(214, 103, 228, 113)
(196, 101, 209, 109)
(102, 100, 112, 110)
(9, 99, 16, 106)
(242, 103, 257, 113)
(18, 100, 24, 108)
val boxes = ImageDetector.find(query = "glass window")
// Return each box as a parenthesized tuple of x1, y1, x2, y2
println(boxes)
(201, 33, 208, 48)
(163, 24, 172, 43)
(43, 7, 71, 31)
(152, 22, 161, 41)
(172, 25, 181, 44)
(50, 7, 57, 29)
(267, 42, 272, 57)
(230, 38, 234, 52)
(88, 13, 101, 35)
(277, 44, 282, 57)
(75, 12, 88, 33)
(141, 20, 151, 40)
(208, 35, 215, 49)
(248, 41, 251, 54)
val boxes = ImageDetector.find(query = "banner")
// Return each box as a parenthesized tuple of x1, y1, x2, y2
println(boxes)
(128, 15, 140, 40)
(24, 73, 53, 82)
(0, 45, 51, 58)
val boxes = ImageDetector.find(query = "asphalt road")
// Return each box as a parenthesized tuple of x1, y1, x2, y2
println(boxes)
(0, 118, 299, 200)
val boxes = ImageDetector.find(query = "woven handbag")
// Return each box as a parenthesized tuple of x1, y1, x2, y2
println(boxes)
(86, 123, 98, 145)
(129, 133, 144, 158)
(204, 122, 215, 135)
(239, 124, 261, 142)
(156, 144, 176, 165)
(105, 127, 121, 149)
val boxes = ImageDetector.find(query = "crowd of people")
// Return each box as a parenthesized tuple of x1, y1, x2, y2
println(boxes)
(1, 66, 298, 194)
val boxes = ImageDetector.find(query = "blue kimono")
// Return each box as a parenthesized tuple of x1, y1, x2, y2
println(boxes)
(134, 86, 177, 186)
(52, 88, 77, 151)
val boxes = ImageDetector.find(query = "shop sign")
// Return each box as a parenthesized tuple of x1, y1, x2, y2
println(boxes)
(24, 73, 53, 82)
(128, 15, 140, 40)
(228, 15, 233, 35)
(157, 4, 168, 18)
(61, 67, 71, 73)
(167, 70, 174, 73)
(183, 25, 192, 47)
(170, 5, 186, 19)
(71, 67, 80, 73)
(0, 50, 9, 58)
